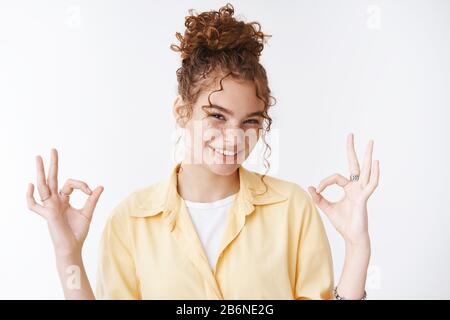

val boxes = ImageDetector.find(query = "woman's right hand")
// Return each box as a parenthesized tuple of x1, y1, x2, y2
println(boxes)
(26, 148, 104, 256)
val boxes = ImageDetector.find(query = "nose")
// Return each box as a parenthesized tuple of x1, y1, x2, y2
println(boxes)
(223, 128, 244, 145)
(205, 124, 259, 151)
(223, 127, 245, 149)
(222, 127, 258, 151)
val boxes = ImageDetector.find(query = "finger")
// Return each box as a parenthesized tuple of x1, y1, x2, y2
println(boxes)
(35, 155, 51, 201)
(316, 173, 350, 194)
(361, 140, 374, 187)
(347, 133, 360, 176)
(61, 179, 93, 196)
(308, 186, 332, 212)
(82, 186, 104, 221)
(26, 183, 46, 217)
(363, 160, 380, 198)
(47, 149, 58, 193)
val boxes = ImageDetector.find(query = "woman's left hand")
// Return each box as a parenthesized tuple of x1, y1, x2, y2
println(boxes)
(308, 133, 380, 246)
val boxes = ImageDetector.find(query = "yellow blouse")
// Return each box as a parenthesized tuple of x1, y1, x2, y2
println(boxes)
(95, 163, 334, 299)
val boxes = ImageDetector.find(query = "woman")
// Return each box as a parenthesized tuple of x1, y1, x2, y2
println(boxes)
(26, 4, 379, 300)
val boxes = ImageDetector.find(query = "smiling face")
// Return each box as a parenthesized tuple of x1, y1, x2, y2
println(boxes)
(174, 75, 266, 176)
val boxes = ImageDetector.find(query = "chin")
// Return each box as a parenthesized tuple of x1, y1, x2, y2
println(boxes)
(205, 163, 241, 176)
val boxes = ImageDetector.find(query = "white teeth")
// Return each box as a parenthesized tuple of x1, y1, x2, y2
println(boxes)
(221, 149, 236, 156)
(210, 146, 238, 156)
(216, 148, 236, 156)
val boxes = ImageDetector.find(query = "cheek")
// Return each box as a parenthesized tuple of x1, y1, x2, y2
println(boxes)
(184, 119, 218, 145)
(202, 121, 224, 145)
(244, 128, 261, 149)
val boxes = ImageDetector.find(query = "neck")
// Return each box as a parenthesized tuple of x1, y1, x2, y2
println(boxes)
(177, 163, 240, 202)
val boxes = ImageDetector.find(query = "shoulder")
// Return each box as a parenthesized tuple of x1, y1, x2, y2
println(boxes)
(258, 173, 327, 234)
(252, 171, 313, 207)
(269, 174, 310, 197)
(250, 171, 321, 224)
(106, 178, 167, 222)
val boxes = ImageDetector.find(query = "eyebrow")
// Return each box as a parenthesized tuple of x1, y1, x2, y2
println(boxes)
(203, 104, 264, 118)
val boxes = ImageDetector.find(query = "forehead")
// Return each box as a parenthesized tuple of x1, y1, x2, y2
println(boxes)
(200, 76, 265, 114)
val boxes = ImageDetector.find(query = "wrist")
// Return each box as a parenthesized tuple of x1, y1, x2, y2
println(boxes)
(54, 249, 82, 262)
(343, 241, 371, 279)
(345, 240, 371, 258)
(46, 214, 66, 226)
(344, 232, 371, 248)
(45, 219, 84, 257)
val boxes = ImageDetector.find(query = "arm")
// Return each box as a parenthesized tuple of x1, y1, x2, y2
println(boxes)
(337, 236, 371, 299)
(47, 217, 96, 300)
(308, 133, 380, 299)
(53, 251, 95, 300)
(26, 149, 103, 299)
(294, 191, 335, 300)
(95, 210, 141, 300)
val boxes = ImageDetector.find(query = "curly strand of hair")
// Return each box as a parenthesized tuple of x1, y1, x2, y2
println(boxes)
(254, 88, 275, 196)
(202, 71, 232, 118)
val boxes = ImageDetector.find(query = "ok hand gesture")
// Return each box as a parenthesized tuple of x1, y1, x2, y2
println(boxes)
(308, 134, 380, 246)
(26, 149, 104, 256)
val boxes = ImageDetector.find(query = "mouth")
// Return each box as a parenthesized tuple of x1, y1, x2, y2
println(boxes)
(207, 144, 243, 158)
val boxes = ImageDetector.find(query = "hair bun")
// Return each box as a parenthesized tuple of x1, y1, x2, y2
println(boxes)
(170, 3, 270, 60)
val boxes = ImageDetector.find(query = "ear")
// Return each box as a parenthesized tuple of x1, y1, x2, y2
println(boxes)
(172, 95, 186, 128)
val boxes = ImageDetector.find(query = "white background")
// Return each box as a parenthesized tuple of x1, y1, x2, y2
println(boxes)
(0, 0, 449, 299)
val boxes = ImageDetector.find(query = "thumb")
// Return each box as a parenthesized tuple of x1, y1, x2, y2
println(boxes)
(307, 186, 320, 204)
(82, 186, 104, 221)
(307, 185, 332, 213)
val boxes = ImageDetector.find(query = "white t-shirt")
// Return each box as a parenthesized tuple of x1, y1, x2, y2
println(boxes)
(184, 193, 237, 271)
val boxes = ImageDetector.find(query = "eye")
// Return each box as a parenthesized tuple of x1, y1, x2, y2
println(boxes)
(209, 113, 226, 121)
(244, 119, 261, 125)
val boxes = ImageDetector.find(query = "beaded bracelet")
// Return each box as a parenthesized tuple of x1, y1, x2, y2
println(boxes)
(333, 286, 367, 300)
